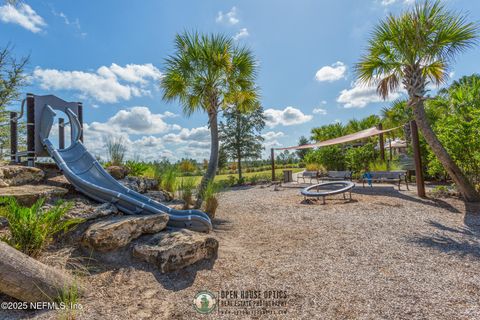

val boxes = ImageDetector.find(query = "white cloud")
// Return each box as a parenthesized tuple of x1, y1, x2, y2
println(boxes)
(263, 131, 284, 140)
(264, 107, 313, 127)
(88, 106, 175, 135)
(0, 3, 46, 33)
(33, 63, 162, 103)
(163, 126, 210, 144)
(315, 61, 347, 82)
(233, 28, 249, 41)
(216, 6, 239, 25)
(313, 108, 327, 115)
(380, 0, 414, 5)
(51, 8, 86, 37)
(320, 100, 327, 104)
(337, 80, 402, 108)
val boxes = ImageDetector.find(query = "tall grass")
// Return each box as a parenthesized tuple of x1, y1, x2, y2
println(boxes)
(0, 197, 83, 257)
(202, 181, 221, 219)
(160, 168, 178, 193)
(105, 136, 127, 166)
(125, 160, 149, 177)
(178, 177, 196, 209)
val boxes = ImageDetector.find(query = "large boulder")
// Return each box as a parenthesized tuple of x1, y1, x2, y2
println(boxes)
(0, 166, 45, 187)
(66, 201, 119, 221)
(82, 214, 169, 252)
(106, 166, 128, 180)
(133, 228, 218, 273)
(0, 185, 68, 206)
(120, 176, 158, 193)
(145, 190, 174, 202)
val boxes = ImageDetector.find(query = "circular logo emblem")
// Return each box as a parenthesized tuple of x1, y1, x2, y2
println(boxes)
(193, 291, 217, 314)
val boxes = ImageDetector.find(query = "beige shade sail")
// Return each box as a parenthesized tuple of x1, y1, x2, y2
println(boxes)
(275, 126, 400, 151)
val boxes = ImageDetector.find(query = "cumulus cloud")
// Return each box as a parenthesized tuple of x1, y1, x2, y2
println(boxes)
(216, 6, 239, 25)
(337, 80, 402, 108)
(233, 28, 249, 41)
(264, 107, 313, 127)
(380, 0, 414, 5)
(313, 108, 327, 115)
(0, 3, 46, 33)
(163, 126, 210, 144)
(315, 61, 347, 82)
(88, 106, 176, 135)
(33, 63, 162, 103)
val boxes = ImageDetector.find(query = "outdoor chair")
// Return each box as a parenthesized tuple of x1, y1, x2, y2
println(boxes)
(361, 170, 409, 190)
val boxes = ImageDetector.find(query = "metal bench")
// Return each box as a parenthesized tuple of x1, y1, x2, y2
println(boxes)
(296, 171, 319, 183)
(361, 170, 409, 190)
(320, 170, 353, 181)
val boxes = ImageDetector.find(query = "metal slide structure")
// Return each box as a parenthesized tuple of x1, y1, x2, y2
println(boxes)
(39, 105, 212, 232)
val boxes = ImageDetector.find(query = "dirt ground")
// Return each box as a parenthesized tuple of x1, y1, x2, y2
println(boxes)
(1, 184, 480, 319)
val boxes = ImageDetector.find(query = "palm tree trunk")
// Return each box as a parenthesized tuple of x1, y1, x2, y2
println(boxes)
(411, 98, 480, 202)
(195, 110, 220, 208)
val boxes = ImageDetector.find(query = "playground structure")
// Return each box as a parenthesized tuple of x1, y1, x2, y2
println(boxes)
(301, 181, 355, 204)
(9, 94, 213, 233)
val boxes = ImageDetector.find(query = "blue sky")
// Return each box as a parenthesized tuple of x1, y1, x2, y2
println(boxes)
(1, 0, 480, 161)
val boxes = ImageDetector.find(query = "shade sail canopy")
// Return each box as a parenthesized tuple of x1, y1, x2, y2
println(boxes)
(275, 126, 399, 151)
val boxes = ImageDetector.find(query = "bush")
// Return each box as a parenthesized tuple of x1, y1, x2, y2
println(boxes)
(0, 198, 82, 257)
(178, 177, 196, 209)
(178, 159, 196, 173)
(345, 143, 376, 173)
(125, 160, 149, 177)
(304, 146, 346, 171)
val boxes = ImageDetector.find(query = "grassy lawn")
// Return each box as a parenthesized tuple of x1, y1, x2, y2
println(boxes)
(175, 168, 304, 184)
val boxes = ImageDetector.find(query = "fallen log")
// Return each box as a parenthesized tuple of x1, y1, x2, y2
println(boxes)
(0, 241, 85, 302)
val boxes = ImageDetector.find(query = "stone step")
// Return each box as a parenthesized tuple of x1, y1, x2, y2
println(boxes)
(82, 214, 169, 252)
(0, 165, 45, 187)
(0, 185, 68, 206)
(133, 228, 218, 273)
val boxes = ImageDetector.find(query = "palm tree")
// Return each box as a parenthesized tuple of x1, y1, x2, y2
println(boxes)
(356, 0, 480, 201)
(161, 32, 260, 207)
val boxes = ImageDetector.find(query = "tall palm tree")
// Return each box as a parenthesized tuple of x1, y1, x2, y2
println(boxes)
(356, 0, 480, 201)
(161, 32, 260, 207)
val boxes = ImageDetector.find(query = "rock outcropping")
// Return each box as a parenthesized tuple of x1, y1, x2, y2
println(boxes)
(82, 214, 169, 252)
(120, 176, 158, 193)
(133, 228, 218, 273)
(106, 166, 128, 180)
(0, 166, 45, 187)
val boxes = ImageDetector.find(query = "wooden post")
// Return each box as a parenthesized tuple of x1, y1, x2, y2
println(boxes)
(77, 102, 84, 142)
(26, 93, 35, 167)
(389, 134, 393, 161)
(0, 241, 85, 302)
(271, 148, 275, 181)
(410, 120, 426, 198)
(10, 112, 17, 163)
(59, 118, 65, 149)
(378, 123, 385, 162)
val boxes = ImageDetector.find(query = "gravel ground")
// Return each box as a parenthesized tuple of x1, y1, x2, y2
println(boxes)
(1, 184, 480, 319)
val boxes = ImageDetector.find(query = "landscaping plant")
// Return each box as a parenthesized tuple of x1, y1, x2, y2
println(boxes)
(0, 197, 82, 257)
(179, 177, 196, 209)
(203, 181, 221, 219)
(160, 168, 178, 193)
(125, 160, 149, 177)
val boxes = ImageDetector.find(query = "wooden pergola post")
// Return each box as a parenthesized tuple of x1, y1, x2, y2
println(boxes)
(59, 118, 65, 149)
(271, 148, 275, 181)
(10, 112, 17, 163)
(410, 120, 426, 198)
(378, 123, 385, 161)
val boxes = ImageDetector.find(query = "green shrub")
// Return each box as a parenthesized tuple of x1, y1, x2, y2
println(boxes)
(178, 177, 196, 209)
(304, 146, 346, 171)
(0, 198, 82, 257)
(125, 160, 149, 177)
(345, 143, 375, 173)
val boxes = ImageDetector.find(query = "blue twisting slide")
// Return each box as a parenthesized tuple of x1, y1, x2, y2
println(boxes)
(39, 105, 212, 233)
